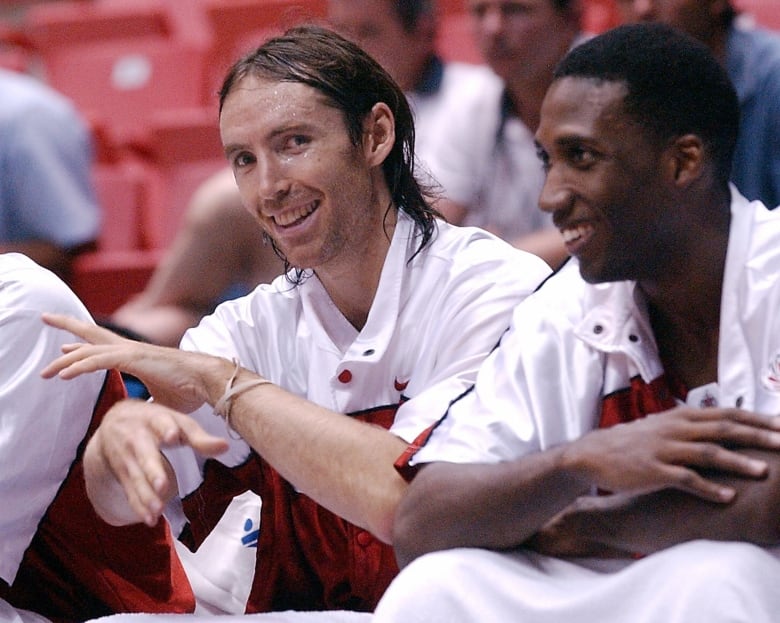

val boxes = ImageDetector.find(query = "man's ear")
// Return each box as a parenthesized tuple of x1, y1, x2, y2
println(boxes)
(666, 134, 705, 186)
(363, 102, 395, 167)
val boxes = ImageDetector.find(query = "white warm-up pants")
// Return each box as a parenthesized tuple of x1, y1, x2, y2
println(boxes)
(373, 540, 780, 623)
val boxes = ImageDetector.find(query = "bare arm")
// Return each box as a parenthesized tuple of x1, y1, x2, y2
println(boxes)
(392, 407, 780, 567)
(510, 228, 568, 270)
(223, 368, 410, 543)
(41, 315, 409, 542)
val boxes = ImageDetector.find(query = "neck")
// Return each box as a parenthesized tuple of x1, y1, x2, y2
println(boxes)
(317, 205, 397, 332)
(638, 190, 731, 387)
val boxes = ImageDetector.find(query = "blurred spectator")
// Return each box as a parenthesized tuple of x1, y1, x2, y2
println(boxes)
(0, 68, 100, 282)
(424, 0, 585, 268)
(328, 0, 493, 169)
(112, 0, 494, 347)
(617, 0, 780, 209)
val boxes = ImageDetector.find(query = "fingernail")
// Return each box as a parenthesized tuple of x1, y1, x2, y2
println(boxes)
(748, 458, 768, 473)
(718, 487, 736, 502)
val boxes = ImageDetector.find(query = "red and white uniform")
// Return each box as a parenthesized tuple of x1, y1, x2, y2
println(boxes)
(165, 211, 551, 614)
(377, 188, 780, 623)
(0, 253, 194, 622)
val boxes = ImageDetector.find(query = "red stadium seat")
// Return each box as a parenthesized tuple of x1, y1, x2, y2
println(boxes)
(92, 160, 150, 252)
(436, 11, 482, 64)
(583, 0, 621, 34)
(199, 0, 327, 104)
(71, 248, 163, 317)
(138, 106, 227, 250)
(22, 2, 209, 141)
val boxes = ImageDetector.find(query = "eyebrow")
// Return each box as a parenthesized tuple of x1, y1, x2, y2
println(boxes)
(223, 122, 318, 158)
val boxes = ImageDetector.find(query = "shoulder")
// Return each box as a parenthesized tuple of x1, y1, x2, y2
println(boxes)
(503, 258, 633, 342)
(429, 219, 550, 280)
(0, 253, 90, 318)
(741, 194, 780, 270)
(728, 24, 780, 94)
(436, 63, 504, 112)
(181, 275, 304, 355)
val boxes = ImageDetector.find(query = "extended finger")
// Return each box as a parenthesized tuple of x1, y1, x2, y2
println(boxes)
(42, 312, 127, 345)
(685, 408, 780, 431)
(40, 345, 125, 379)
(172, 412, 230, 457)
(119, 455, 167, 527)
(667, 440, 769, 479)
(684, 418, 780, 449)
(660, 463, 737, 503)
(105, 436, 168, 527)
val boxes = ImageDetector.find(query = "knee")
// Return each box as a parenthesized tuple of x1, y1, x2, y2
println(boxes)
(374, 549, 480, 623)
(661, 541, 780, 621)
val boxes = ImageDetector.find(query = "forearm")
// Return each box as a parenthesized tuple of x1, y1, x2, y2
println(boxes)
(392, 454, 592, 568)
(565, 449, 780, 555)
(215, 370, 410, 543)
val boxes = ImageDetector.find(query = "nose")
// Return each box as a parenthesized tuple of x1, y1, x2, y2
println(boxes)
(254, 155, 290, 203)
(538, 165, 573, 220)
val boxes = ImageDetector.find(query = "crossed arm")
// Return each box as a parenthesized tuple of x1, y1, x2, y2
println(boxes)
(392, 408, 780, 567)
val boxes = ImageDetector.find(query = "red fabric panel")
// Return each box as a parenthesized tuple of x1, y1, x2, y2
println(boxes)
(182, 404, 400, 613)
(2, 369, 195, 621)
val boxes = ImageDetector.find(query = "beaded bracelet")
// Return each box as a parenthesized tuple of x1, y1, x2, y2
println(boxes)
(214, 358, 272, 428)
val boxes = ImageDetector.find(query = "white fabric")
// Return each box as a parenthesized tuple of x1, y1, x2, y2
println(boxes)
(172, 491, 262, 615)
(373, 542, 780, 623)
(407, 61, 496, 185)
(89, 612, 370, 623)
(0, 253, 104, 586)
(420, 66, 553, 240)
(164, 210, 551, 612)
(410, 187, 780, 466)
(0, 599, 51, 623)
(381, 188, 780, 622)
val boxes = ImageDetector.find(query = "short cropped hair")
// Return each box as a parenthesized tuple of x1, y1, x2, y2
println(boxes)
(554, 23, 740, 184)
(218, 25, 438, 277)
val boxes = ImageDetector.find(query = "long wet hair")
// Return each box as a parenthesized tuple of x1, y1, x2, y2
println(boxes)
(218, 24, 440, 282)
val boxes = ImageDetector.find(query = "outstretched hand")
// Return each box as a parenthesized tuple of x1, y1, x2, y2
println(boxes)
(40, 313, 226, 412)
(567, 406, 780, 503)
(84, 399, 229, 527)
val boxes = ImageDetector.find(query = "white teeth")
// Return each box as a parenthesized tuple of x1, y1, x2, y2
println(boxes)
(275, 201, 316, 227)
(561, 224, 592, 243)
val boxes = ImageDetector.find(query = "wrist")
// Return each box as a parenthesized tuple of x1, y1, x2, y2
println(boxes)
(201, 356, 239, 407)
(212, 358, 273, 428)
(555, 441, 597, 493)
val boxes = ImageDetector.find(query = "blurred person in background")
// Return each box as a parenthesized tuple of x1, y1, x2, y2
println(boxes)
(0, 68, 100, 282)
(423, 0, 587, 268)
